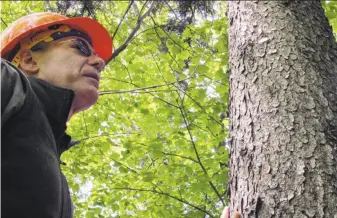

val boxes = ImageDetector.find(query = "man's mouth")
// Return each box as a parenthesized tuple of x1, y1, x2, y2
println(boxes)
(83, 73, 100, 83)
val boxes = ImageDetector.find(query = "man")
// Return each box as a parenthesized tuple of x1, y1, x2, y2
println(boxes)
(1, 12, 240, 218)
(1, 12, 112, 217)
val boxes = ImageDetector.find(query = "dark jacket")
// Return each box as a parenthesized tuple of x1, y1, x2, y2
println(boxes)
(1, 59, 77, 218)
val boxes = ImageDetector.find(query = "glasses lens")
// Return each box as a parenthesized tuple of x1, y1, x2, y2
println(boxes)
(76, 39, 92, 56)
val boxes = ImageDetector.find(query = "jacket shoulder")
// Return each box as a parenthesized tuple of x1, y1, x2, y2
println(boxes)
(1, 59, 30, 127)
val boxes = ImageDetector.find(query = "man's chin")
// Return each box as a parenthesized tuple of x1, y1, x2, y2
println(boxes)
(84, 91, 99, 107)
(74, 90, 99, 112)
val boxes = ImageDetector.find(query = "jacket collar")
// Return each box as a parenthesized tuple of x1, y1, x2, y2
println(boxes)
(27, 77, 75, 155)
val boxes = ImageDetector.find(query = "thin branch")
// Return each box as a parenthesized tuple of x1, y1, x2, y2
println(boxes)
(106, 1, 155, 64)
(149, 50, 174, 93)
(108, 59, 199, 90)
(96, 146, 166, 193)
(164, 0, 179, 20)
(138, 0, 149, 16)
(149, 51, 183, 110)
(112, 158, 142, 177)
(148, 55, 223, 209)
(99, 89, 175, 95)
(177, 95, 226, 207)
(208, 181, 225, 206)
(178, 187, 183, 200)
(186, 121, 219, 139)
(202, 73, 228, 86)
(131, 26, 157, 40)
(114, 59, 134, 84)
(103, 77, 180, 109)
(96, 148, 154, 190)
(134, 142, 198, 163)
(99, 79, 187, 95)
(162, 152, 198, 163)
(132, 141, 198, 165)
(103, 9, 123, 40)
(183, 91, 222, 125)
(188, 19, 216, 79)
(178, 106, 206, 173)
(146, 157, 157, 170)
(111, 187, 215, 217)
(151, 22, 184, 71)
(78, 132, 142, 142)
(163, 0, 197, 44)
(150, 16, 192, 53)
(1, 18, 8, 27)
(204, 193, 208, 211)
(112, 0, 134, 40)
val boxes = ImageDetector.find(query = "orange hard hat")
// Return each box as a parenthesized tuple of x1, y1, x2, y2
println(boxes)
(1, 12, 113, 62)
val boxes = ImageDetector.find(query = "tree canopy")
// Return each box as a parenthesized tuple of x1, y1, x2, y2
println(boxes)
(1, 1, 336, 217)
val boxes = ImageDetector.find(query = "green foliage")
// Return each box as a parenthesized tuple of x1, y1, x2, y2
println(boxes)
(69, 3, 229, 217)
(1, 1, 229, 217)
(322, 0, 337, 40)
(1, 1, 336, 217)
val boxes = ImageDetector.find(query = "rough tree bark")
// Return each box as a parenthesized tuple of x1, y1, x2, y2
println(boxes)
(227, 1, 337, 217)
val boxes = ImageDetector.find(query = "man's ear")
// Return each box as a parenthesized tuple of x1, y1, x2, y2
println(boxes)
(19, 50, 39, 75)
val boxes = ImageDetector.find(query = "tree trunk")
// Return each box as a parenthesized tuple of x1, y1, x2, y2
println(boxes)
(227, 1, 337, 217)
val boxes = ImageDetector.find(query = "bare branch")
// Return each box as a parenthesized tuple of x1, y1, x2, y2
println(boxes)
(1, 18, 8, 27)
(151, 24, 184, 71)
(111, 187, 215, 217)
(176, 95, 226, 207)
(99, 79, 189, 95)
(100, 89, 175, 95)
(164, 1, 179, 20)
(182, 91, 222, 125)
(178, 106, 206, 173)
(78, 132, 142, 142)
(103, 77, 180, 109)
(138, 0, 148, 16)
(106, 1, 155, 64)
(162, 152, 198, 163)
(150, 15, 192, 53)
(112, 0, 134, 40)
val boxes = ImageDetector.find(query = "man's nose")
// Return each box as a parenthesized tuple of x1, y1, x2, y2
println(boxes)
(88, 54, 105, 72)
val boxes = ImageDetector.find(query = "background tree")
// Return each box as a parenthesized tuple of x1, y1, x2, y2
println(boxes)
(227, 1, 337, 217)
(1, 1, 336, 217)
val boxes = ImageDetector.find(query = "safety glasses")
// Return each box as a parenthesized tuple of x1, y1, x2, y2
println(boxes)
(31, 38, 97, 57)
(70, 38, 97, 57)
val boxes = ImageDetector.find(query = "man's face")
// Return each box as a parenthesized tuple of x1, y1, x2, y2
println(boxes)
(33, 37, 105, 113)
